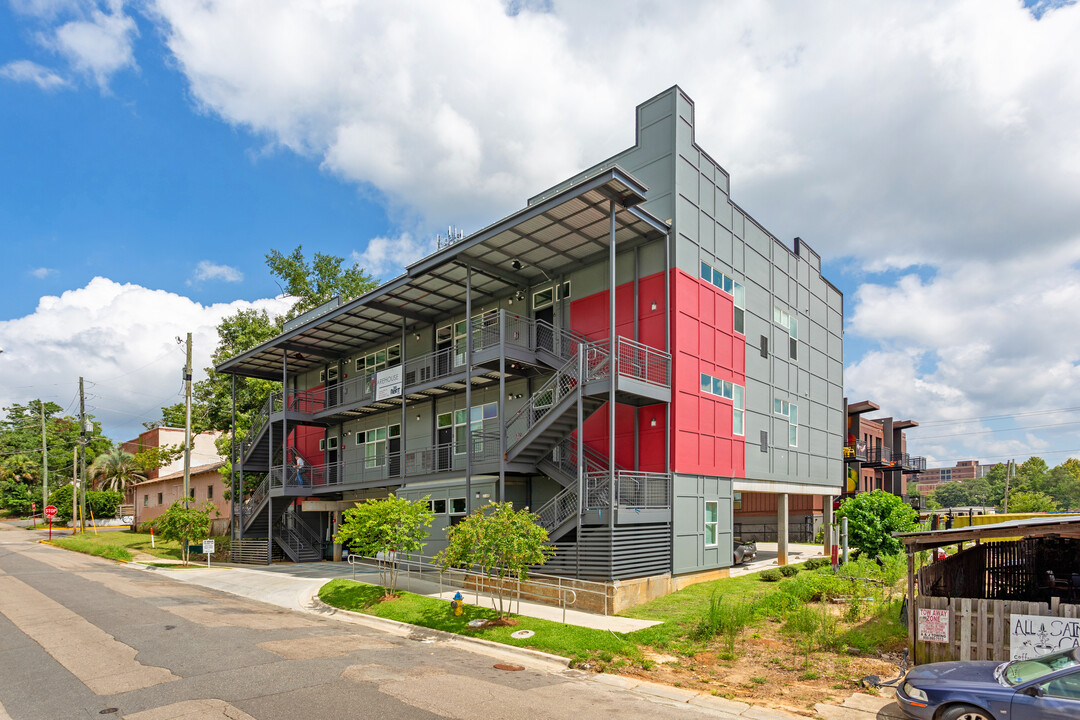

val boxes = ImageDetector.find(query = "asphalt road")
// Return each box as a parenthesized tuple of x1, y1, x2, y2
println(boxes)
(0, 523, 756, 720)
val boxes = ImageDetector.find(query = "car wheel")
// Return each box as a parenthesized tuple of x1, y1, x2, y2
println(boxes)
(939, 704, 994, 720)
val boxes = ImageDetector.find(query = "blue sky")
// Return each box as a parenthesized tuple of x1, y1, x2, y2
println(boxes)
(2, 0, 1080, 473)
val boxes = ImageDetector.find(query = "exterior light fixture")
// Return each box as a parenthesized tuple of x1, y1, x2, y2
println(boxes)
(650, 418, 657, 427)
(414, 333, 420, 341)
(651, 302, 657, 311)
(415, 414, 421, 421)
(511, 259, 522, 270)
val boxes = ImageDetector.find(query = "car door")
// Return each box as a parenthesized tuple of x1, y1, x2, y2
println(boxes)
(1011, 668, 1080, 720)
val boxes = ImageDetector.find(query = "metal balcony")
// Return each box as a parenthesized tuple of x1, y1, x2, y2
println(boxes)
(843, 441, 868, 463)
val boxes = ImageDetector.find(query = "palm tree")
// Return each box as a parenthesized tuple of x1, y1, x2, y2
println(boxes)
(89, 448, 145, 495)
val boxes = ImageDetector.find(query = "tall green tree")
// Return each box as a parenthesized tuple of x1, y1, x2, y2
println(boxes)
(1016, 457, 1049, 494)
(836, 490, 919, 558)
(88, 448, 145, 494)
(1007, 490, 1058, 513)
(1044, 458, 1080, 510)
(266, 245, 378, 320)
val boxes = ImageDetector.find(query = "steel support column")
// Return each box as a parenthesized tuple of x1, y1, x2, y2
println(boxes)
(498, 309, 506, 503)
(609, 200, 617, 555)
(230, 375, 237, 543)
(401, 317, 407, 482)
(465, 264, 473, 514)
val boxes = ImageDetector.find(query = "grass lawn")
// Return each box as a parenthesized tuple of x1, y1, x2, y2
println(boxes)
(319, 578, 638, 663)
(48, 530, 229, 564)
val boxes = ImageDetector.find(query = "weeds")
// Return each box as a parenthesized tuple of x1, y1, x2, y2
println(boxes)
(692, 592, 754, 658)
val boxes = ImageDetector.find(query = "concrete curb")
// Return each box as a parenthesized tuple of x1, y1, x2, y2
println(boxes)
(308, 594, 572, 672)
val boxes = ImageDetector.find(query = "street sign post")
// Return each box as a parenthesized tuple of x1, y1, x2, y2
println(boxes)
(202, 538, 215, 568)
(44, 505, 57, 539)
(31, 501, 36, 528)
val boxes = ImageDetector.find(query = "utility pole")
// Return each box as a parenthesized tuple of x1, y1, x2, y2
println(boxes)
(79, 377, 87, 533)
(40, 400, 48, 514)
(183, 332, 192, 507)
(1003, 459, 1013, 513)
(72, 445, 78, 533)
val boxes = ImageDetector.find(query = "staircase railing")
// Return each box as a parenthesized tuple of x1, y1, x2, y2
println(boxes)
(504, 353, 583, 451)
(282, 508, 323, 550)
(583, 470, 671, 511)
(615, 337, 671, 389)
(240, 392, 279, 459)
(534, 485, 579, 534)
(239, 474, 270, 528)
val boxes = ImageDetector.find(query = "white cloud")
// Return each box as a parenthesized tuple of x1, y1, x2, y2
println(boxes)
(190, 260, 244, 284)
(47, 2, 139, 89)
(351, 233, 434, 278)
(0, 278, 290, 442)
(0, 59, 69, 90)
(29, 267, 58, 279)
(148, 0, 1080, 270)
(844, 241, 1080, 464)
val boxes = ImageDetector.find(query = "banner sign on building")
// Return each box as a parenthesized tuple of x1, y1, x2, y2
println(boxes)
(917, 608, 950, 643)
(1009, 614, 1080, 661)
(375, 366, 403, 401)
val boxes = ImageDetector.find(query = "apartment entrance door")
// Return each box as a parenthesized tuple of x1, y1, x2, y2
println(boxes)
(535, 305, 554, 353)
(436, 413, 452, 471)
(324, 365, 339, 408)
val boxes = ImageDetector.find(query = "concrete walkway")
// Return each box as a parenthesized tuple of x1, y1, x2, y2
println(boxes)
(157, 560, 661, 633)
(730, 542, 827, 577)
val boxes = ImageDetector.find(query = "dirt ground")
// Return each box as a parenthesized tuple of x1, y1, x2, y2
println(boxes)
(606, 619, 905, 718)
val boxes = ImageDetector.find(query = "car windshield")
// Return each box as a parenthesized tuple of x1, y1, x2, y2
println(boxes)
(1003, 648, 1080, 686)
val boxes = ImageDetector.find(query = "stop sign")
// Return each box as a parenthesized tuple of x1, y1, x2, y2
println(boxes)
(44, 506, 57, 519)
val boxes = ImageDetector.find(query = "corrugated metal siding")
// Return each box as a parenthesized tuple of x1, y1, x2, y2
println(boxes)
(543, 523, 671, 580)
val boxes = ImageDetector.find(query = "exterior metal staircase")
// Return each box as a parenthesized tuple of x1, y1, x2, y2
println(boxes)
(273, 509, 322, 562)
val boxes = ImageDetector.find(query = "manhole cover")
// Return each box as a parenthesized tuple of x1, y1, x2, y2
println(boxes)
(493, 663, 524, 671)
(510, 629, 535, 639)
(99, 709, 119, 715)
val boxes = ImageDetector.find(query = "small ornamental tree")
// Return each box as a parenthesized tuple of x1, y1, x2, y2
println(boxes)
(1007, 490, 1058, 513)
(836, 490, 919, 559)
(435, 502, 555, 619)
(334, 495, 433, 598)
(155, 500, 215, 565)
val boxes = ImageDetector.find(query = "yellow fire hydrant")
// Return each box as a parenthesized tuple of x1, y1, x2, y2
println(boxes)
(451, 591, 465, 616)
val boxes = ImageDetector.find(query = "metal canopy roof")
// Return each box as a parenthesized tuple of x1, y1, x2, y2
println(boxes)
(218, 167, 668, 380)
(895, 514, 1080, 551)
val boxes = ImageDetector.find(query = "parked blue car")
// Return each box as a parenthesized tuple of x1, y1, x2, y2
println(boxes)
(895, 647, 1080, 720)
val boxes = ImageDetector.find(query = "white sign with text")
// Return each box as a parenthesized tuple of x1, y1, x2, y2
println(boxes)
(917, 608, 950, 643)
(1009, 614, 1080, 660)
(375, 366, 403, 401)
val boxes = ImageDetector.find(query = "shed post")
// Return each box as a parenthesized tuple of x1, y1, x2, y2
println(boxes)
(907, 549, 917, 665)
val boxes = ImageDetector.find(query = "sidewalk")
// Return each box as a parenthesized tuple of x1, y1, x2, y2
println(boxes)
(158, 559, 660, 633)
(730, 542, 827, 577)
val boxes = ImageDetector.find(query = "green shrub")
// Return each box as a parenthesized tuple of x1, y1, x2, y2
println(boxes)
(759, 568, 783, 582)
(803, 557, 831, 570)
(0, 480, 33, 515)
(46, 485, 122, 521)
(836, 490, 918, 558)
(779, 564, 799, 577)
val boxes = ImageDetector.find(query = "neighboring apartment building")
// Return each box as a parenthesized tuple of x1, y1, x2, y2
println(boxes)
(842, 399, 925, 497)
(218, 87, 845, 590)
(123, 427, 229, 529)
(913, 460, 994, 494)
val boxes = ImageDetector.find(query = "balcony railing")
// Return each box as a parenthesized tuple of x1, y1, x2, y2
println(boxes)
(615, 337, 671, 389)
(865, 446, 892, 465)
(843, 441, 868, 462)
(268, 433, 503, 492)
(583, 471, 671, 511)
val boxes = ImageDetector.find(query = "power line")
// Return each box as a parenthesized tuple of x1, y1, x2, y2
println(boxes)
(911, 406, 1080, 429)
(918, 419, 1080, 440)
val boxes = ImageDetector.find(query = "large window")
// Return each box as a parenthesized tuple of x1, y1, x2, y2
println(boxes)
(448, 402, 498, 455)
(774, 308, 798, 360)
(700, 262, 745, 334)
(774, 399, 798, 446)
(704, 501, 718, 547)
(701, 373, 746, 437)
(357, 344, 400, 373)
(358, 424, 400, 468)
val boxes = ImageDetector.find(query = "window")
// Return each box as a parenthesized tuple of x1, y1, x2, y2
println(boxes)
(733, 492, 742, 511)
(533, 287, 554, 309)
(774, 307, 798, 360)
(701, 373, 745, 436)
(157, 492, 163, 505)
(206, 485, 213, 500)
(189, 488, 195, 499)
(319, 438, 325, 451)
(704, 501, 718, 547)
(360, 427, 387, 468)
(450, 497, 467, 515)
(774, 399, 798, 446)
(427, 498, 447, 514)
(358, 344, 401, 373)
(700, 261, 744, 335)
(143, 494, 148, 507)
(453, 402, 497, 454)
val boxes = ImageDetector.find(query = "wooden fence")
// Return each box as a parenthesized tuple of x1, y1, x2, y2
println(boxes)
(914, 594, 1080, 663)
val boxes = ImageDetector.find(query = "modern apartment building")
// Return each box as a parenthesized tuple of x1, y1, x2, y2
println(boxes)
(217, 87, 845, 588)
